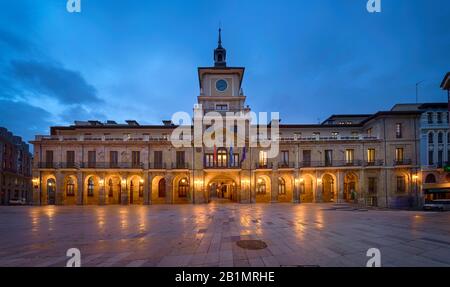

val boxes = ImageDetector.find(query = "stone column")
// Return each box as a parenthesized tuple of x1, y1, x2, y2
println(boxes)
(359, 169, 366, 206)
(251, 171, 256, 203)
(99, 173, 106, 205)
(293, 170, 300, 203)
(166, 173, 173, 204)
(316, 173, 322, 203)
(337, 171, 344, 204)
(56, 171, 64, 205)
(143, 171, 151, 205)
(271, 172, 279, 203)
(77, 171, 84, 205)
(121, 173, 128, 205)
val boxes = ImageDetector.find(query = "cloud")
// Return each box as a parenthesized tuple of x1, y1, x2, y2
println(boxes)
(9, 60, 102, 105)
(59, 105, 106, 124)
(0, 99, 53, 142)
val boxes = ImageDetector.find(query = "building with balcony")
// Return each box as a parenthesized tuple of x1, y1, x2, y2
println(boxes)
(31, 31, 423, 208)
(0, 127, 33, 205)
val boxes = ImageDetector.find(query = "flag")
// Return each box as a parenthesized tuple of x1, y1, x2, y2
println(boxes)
(229, 145, 234, 167)
(240, 146, 247, 164)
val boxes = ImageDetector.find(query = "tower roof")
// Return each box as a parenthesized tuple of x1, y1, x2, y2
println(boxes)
(214, 28, 227, 67)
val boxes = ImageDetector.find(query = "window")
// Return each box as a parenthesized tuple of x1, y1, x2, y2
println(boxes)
(395, 148, 404, 164)
(438, 132, 443, 144)
(331, 132, 339, 138)
(256, 178, 266, 194)
(396, 176, 406, 193)
(259, 150, 268, 167)
(66, 151, 75, 168)
(45, 150, 54, 168)
(178, 178, 189, 198)
(294, 132, 302, 140)
(367, 148, 376, 164)
(428, 132, 434, 144)
(278, 177, 286, 195)
(313, 132, 320, 137)
(87, 177, 94, 197)
(66, 178, 75, 196)
(205, 154, 214, 168)
(345, 149, 354, 165)
(88, 151, 96, 168)
(325, 150, 333, 166)
(368, 177, 377, 194)
(438, 150, 443, 167)
(110, 151, 118, 168)
(437, 112, 443, 124)
(367, 128, 373, 138)
(132, 151, 140, 168)
(395, 123, 402, 138)
(281, 151, 289, 166)
(427, 112, 433, 124)
(154, 151, 163, 168)
(232, 154, 240, 167)
(217, 148, 227, 167)
(428, 150, 434, 165)
(448, 132, 450, 144)
(215, 104, 228, 111)
(176, 151, 185, 168)
(302, 150, 311, 167)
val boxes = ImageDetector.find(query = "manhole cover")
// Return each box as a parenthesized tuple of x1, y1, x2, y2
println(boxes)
(236, 240, 267, 250)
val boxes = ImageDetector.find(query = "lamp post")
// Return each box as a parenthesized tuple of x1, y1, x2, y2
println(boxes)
(412, 174, 419, 209)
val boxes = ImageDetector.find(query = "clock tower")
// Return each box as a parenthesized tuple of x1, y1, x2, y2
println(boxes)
(197, 29, 250, 114)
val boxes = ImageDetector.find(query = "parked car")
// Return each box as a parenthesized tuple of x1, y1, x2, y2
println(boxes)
(423, 200, 450, 211)
(9, 198, 27, 206)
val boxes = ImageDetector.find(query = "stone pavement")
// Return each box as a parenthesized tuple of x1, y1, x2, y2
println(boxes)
(0, 203, 449, 267)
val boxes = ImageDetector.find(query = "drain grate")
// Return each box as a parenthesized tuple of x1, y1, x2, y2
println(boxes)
(236, 240, 268, 250)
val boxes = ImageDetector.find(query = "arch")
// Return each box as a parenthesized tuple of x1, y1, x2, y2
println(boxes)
(277, 175, 293, 203)
(425, 173, 437, 184)
(428, 132, 434, 144)
(178, 177, 189, 198)
(84, 175, 100, 205)
(47, 178, 56, 205)
(105, 175, 122, 204)
(321, 173, 335, 203)
(278, 177, 286, 195)
(394, 172, 409, 194)
(151, 175, 167, 204)
(64, 175, 78, 205)
(300, 174, 315, 203)
(438, 132, 444, 144)
(129, 175, 144, 205)
(255, 175, 271, 203)
(344, 172, 358, 203)
(205, 173, 239, 203)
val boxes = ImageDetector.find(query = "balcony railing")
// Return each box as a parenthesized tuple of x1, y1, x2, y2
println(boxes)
(277, 162, 296, 169)
(393, 159, 412, 166)
(148, 162, 166, 169)
(204, 162, 242, 169)
(77, 162, 145, 169)
(254, 162, 273, 169)
(171, 162, 190, 169)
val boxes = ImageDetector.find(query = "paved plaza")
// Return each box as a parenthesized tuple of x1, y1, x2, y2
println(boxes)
(0, 203, 449, 267)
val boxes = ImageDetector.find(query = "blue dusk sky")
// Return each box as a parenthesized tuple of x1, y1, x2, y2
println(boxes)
(0, 0, 449, 143)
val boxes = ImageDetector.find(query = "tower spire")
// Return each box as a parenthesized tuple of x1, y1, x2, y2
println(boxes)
(214, 27, 227, 67)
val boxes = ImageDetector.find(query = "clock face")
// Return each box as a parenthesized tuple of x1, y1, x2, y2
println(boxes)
(216, 79, 228, 92)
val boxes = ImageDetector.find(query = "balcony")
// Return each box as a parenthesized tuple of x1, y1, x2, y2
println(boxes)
(171, 162, 190, 169)
(393, 159, 412, 166)
(204, 162, 242, 169)
(148, 162, 167, 169)
(255, 162, 273, 169)
(364, 160, 384, 167)
(278, 162, 295, 169)
(79, 162, 145, 169)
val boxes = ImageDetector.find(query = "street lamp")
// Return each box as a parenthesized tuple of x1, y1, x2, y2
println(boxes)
(412, 174, 419, 208)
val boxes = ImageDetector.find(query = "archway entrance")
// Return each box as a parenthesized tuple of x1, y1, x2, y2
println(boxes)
(322, 174, 334, 203)
(207, 176, 237, 203)
(344, 173, 358, 203)
(47, 178, 56, 205)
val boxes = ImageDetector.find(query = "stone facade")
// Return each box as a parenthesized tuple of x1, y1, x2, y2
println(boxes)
(30, 35, 426, 209)
(0, 127, 33, 205)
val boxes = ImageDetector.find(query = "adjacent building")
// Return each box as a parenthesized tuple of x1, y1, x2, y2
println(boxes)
(31, 33, 425, 208)
(0, 127, 33, 205)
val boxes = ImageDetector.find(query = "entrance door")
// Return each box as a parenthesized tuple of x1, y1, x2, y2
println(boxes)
(322, 175, 334, 203)
(47, 179, 56, 205)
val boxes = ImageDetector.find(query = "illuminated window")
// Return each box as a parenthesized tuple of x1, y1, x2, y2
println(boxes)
(395, 148, 404, 163)
(345, 149, 354, 164)
(66, 178, 75, 196)
(395, 123, 402, 138)
(259, 151, 268, 167)
(256, 178, 266, 194)
(87, 177, 94, 197)
(367, 148, 376, 164)
(278, 177, 286, 195)
(178, 178, 189, 198)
